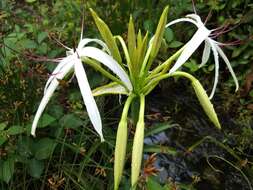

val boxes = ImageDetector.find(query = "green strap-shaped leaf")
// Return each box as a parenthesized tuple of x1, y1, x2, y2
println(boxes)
(132, 31, 149, 75)
(149, 6, 169, 59)
(92, 82, 128, 97)
(90, 9, 122, 64)
(145, 122, 175, 137)
(143, 145, 177, 155)
(128, 15, 136, 64)
(137, 29, 143, 48)
(137, 32, 149, 72)
(140, 6, 169, 75)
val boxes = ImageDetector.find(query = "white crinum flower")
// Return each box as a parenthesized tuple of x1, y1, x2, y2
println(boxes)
(166, 14, 239, 99)
(31, 38, 132, 142)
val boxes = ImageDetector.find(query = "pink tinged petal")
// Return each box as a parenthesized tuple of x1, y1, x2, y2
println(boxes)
(200, 40, 211, 68)
(215, 44, 239, 92)
(169, 26, 211, 74)
(44, 56, 72, 94)
(78, 38, 110, 54)
(78, 47, 133, 91)
(208, 39, 220, 100)
(74, 58, 104, 142)
(32, 60, 75, 136)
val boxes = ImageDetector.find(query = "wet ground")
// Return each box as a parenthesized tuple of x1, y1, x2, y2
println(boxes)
(144, 81, 253, 190)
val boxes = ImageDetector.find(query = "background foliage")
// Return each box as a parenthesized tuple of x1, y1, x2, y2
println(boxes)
(0, 0, 252, 189)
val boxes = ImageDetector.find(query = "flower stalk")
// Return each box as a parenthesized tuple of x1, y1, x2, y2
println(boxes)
(114, 94, 135, 190)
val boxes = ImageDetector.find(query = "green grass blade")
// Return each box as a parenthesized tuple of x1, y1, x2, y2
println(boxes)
(143, 145, 177, 155)
(145, 122, 176, 137)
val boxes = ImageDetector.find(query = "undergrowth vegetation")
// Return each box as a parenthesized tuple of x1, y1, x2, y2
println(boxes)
(0, 0, 253, 190)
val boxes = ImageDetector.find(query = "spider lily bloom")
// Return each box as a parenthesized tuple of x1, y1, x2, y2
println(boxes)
(166, 14, 239, 99)
(31, 38, 132, 141)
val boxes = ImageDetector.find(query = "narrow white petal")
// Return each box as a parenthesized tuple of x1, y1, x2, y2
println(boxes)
(44, 56, 73, 94)
(200, 40, 211, 68)
(169, 26, 211, 74)
(215, 43, 239, 92)
(77, 47, 133, 91)
(166, 18, 198, 28)
(32, 80, 59, 136)
(74, 58, 104, 141)
(78, 38, 110, 54)
(32, 60, 74, 136)
(208, 39, 220, 99)
(186, 14, 203, 27)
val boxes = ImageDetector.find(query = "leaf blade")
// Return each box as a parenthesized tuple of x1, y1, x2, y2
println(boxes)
(90, 9, 122, 64)
(92, 82, 128, 96)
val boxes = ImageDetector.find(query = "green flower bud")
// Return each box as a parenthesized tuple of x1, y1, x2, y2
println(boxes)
(131, 120, 145, 189)
(114, 120, 128, 190)
(114, 95, 135, 190)
(131, 95, 145, 189)
(192, 79, 221, 129)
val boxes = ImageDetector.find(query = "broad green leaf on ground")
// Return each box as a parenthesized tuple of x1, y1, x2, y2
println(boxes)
(168, 40, 183, 48)
(60, 114, 84, 129)
(37, 32, 48, 44)
(2, 158, 15, 183)
(0, 122, 7, 131)
(28, 159, 44, 178)
(0, 135, 8, 146)
(146, 177, 164, 190)
(164, 27, 174, 43)
(37, 114, 56, 128)
(34, 138, 56, 160)
(7, 126, 24, 135)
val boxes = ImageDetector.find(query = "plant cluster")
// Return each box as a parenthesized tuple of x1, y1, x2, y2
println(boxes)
(30, 5, 240, 189)
(0, 0, 252, 190)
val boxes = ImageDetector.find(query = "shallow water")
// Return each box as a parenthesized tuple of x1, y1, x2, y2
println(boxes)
(144, 82, 252, 190)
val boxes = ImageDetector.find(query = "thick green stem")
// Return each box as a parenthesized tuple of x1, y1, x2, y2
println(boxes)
(130, 96, 140, 125)
(114, 94, 135, 190)
(131, 95, 145, 189)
